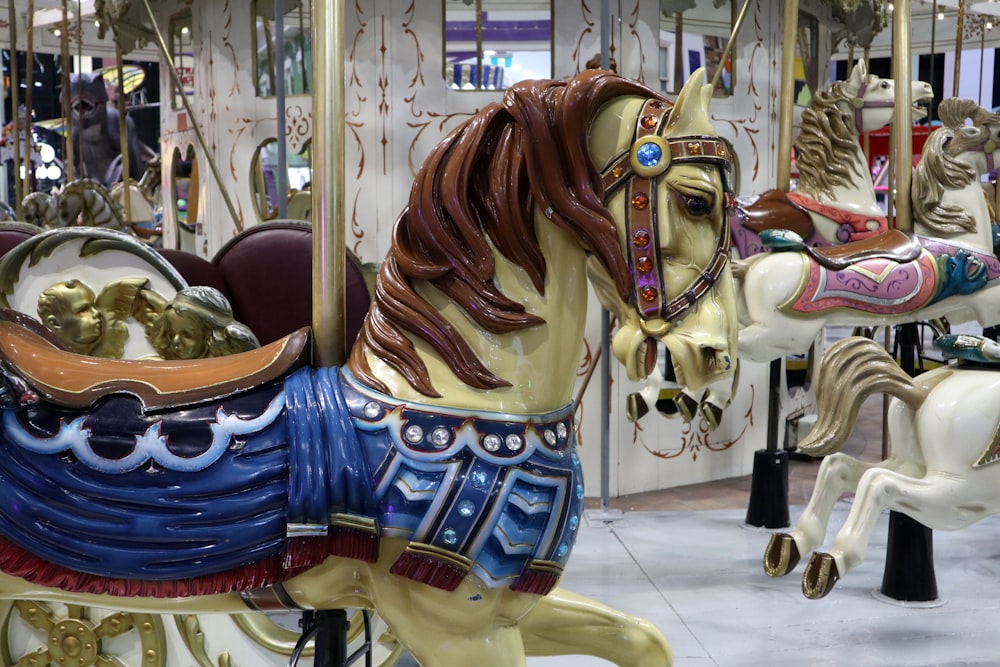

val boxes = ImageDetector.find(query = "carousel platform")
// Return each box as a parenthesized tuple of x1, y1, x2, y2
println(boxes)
(399, 501, 1000, 666)
(394, 389, 1000, 665)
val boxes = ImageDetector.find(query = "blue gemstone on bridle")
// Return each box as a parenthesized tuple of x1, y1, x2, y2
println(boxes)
(636, 142, 663, 167)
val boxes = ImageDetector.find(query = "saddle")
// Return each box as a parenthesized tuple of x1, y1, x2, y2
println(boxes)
(804, 229, 923, 271)
(0, 320, 311, 410)
(739, 188, 816, 240)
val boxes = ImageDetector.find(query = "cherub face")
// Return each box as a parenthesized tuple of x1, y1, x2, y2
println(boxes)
(42, 283, 103, 349)
(156, 308, 208, 360)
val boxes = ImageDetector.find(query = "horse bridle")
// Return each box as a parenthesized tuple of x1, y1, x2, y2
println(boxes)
(851, 77, 895, 131)
(600, 97, 735, 325)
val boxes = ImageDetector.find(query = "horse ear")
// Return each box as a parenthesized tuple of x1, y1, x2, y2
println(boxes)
(847, 59, 866, 90)
(664, 67, 714, 138)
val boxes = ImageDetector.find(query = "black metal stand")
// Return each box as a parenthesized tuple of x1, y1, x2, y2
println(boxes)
(879, 323, 938, 603)
(290, 609, 374, 667)
(745, 358, 790, 528)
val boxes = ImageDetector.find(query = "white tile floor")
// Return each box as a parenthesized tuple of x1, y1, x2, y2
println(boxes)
(398, 502, 1000, 666)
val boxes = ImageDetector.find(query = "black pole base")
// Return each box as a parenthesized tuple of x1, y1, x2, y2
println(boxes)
(745, 449, 790, 528)
(879, 511, 938, 603)
(312, 609, 350, 667)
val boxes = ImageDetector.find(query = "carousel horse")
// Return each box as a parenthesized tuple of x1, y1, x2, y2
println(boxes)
(731, 60, 933, 257)
(111, 155, 163, 243)
(21, 191, 59, 229)
(762, 334, 1000, 598)
(736, 97, 1000, 365)
(0, 69, 740, 666)
(57, 178, 128, 231)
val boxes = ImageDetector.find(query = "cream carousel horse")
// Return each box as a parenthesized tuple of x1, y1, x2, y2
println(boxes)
(731, 60, 933, 257)
(736, 97, 1000, 364)
(58, 178, 128, 231)
(0, 69, 740, 666)
(762, 334, 1000, 598)
(111, 156, 163, 243)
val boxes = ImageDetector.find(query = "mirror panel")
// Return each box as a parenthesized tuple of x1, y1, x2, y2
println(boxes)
(169, 11, 195, 110)
(254, 0, 313, 97)
(659, 0, 734, 96)
(444, 1, 553, 90)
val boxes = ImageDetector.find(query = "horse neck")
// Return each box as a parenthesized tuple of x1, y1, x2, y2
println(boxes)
(366, 217, 591, 415)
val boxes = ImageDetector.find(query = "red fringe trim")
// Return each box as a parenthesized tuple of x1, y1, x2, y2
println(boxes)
(511, 568, 561, 596)
(328, 526, 380, 563)
(0, 534, 347, 598)
(390, 549, 468, 591)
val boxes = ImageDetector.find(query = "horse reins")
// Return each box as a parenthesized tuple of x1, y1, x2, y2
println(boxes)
(600, 97, 735, 325)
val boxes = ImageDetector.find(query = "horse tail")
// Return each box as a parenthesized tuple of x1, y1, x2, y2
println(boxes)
(798, 336, 929, 457)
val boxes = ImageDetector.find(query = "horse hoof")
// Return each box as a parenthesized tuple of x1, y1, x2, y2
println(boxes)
(699, 401, 722, 431)
(802, 552, 840, 599)
(626, 393, 649, 422)
(674, 393, 699, 422)
(763, 533, 800, 577)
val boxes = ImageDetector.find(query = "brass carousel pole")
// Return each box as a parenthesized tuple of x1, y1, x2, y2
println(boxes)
(24, 0, 34, 202)
(954, 0, 965, 96)
(776, 0, 798, 191)
(307, 1, 348, 660)
(60, 0, 74, 183)
(115, 46, 132, 224)
(893, 0, 912, 230)
(310, 0, 345, 368)
(7, 1, 23, 220)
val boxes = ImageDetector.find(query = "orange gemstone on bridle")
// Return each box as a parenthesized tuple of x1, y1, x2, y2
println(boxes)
(636, 256, 653, 273)
(640, 114, 658, 130)
(639, 286, 659, 302)
(631, 192, 649, 209)
(632, 229, 650, 247)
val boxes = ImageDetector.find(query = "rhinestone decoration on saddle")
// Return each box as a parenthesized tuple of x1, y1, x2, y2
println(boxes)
(341, 369, 585, 591)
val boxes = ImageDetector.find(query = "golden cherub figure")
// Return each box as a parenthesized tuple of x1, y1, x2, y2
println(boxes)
(147, 286, 259, 360)
(36, 279, 134, 358)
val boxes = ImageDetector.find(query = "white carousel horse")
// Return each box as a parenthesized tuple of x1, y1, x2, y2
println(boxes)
(0, 69, 740, 666)
(731, 60, 933, 257)
(21, 191, 59, 229)
(57, 178, 128, 231)
(736, 97, 1000, 365)
(762, 334, 1000, 598)
(111, 156, 163, 243)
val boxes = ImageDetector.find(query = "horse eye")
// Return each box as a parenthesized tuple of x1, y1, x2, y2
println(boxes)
(881, 80, 890, 89)
(681, 194, 712, 217)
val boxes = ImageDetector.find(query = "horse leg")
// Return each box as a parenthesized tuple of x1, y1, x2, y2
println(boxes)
(368, 577, 532, 667)
(520, 587, 673, 667)
(801, 467, 951, 599)
(765, 453, 888, 578)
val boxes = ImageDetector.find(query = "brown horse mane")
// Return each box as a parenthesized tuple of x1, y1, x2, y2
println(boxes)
(348, 71, 658, 397)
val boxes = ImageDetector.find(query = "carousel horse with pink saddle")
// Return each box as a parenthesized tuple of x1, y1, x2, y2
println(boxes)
(0, 69, 741, 666)
(731, 60, 933, 257)
(737, 97, 1000, 365)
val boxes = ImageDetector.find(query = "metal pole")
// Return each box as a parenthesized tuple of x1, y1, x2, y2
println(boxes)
(115, 46, 132, 224)
(275, 0, 288, 219)
(954, 0, 965, 97)
(24, 0, 34, 200)
(7, 2, 23, 219)
(776, 0, 799, 191)
(893, 0, 912, 231)
(310, 0, 346, 367)
(60, 0, 74, 183)
(138, 0, 243, 232)
(598, 0, 613, 515)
